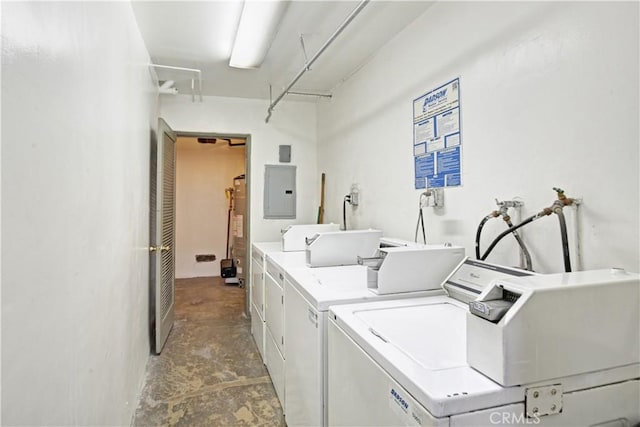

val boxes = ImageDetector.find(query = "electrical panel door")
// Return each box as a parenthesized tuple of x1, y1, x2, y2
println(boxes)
(264, 165, 296, 219)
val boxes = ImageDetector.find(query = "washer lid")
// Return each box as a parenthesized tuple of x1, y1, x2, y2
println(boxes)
(355, 302, 466, 370)
(286, 265, 441, 310)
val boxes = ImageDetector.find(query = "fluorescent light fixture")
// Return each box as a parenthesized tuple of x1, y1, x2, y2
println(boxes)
(229, 0, 289, 69)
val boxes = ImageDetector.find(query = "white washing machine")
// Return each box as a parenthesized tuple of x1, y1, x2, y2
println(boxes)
(328, 260, 640, 426)
(284, 245, 466, 427)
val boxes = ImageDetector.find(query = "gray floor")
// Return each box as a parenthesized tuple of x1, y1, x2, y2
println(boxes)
(134, 277, 285, 427)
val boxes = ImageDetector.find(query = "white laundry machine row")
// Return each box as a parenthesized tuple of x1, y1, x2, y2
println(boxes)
(250, 224, 340, 363)
(254, 228, 466, 422)
(263, 249, 309, 409)
(283, 244, 466, 427)
(328, 259, 640, 426)
(264, 230, 382, 414)
(261, 229, 385, 412)
(250, 241, 282, 362)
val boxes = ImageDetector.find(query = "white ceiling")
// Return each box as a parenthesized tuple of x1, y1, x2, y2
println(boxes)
(131, 1, 434, 101)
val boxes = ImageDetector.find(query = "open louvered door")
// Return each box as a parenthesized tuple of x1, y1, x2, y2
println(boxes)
(150, 118, 176, 354)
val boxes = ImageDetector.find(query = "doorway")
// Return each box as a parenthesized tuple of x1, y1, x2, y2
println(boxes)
(174, 132, 250, 314)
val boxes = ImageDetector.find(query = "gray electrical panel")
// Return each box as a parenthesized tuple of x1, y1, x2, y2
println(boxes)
(279, 145, 291, 163)
(264, 165, 296, 219)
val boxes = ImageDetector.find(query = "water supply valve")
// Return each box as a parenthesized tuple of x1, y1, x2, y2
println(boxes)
(495, 199, 523, 222)
(495, 198, 523, 211)
(551, 187, 575, 213)
(422, 188, 444, 208)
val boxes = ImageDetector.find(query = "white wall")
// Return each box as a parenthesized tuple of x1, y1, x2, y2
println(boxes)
(175, 138, 245, 278)
(160, 95, 318, 244)
(317, 1, 639, 274)
(1, 2, 155, 425)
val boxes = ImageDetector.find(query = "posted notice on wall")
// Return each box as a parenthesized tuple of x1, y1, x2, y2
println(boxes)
(413, 78, 462, 189)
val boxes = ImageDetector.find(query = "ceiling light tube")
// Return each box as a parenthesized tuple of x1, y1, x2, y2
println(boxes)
(229, 0, 289, 69)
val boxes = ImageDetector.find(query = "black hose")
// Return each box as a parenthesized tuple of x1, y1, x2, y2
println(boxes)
(343, 196, 348, 230)
(414, 208, 426, 244)
(415, 194, 427, 243)
(557, 210, 572, 272)
(475, 215, 492, 259)
(481, 214, 540, 261)
(504, 218, 533, 271)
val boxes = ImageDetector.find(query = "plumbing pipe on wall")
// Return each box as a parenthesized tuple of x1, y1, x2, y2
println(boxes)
(480, 188, 575, 272)
(475, 199, 532, 270)
(265, 0, 370, 123)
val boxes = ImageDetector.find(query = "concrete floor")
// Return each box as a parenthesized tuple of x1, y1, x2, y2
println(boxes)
(134, 277, 285, 427)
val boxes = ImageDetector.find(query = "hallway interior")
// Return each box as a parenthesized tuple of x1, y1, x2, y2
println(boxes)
(134, 277, 285, 426)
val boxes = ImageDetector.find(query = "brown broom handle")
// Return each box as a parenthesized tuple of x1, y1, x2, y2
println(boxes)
(318, 173, 326, 224)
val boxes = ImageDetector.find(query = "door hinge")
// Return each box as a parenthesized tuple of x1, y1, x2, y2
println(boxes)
(281, 336, 284, 345)
(525, 384, 563, 418)
(281, 295, 284, 305)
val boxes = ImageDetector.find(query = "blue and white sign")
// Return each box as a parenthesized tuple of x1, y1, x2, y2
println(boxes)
(413, 78, 462, 189)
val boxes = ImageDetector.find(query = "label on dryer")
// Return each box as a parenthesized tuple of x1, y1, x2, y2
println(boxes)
(388, 384, 429, 426)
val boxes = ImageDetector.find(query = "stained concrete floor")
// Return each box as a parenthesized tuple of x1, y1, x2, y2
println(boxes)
(134, 277, 285, 427)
